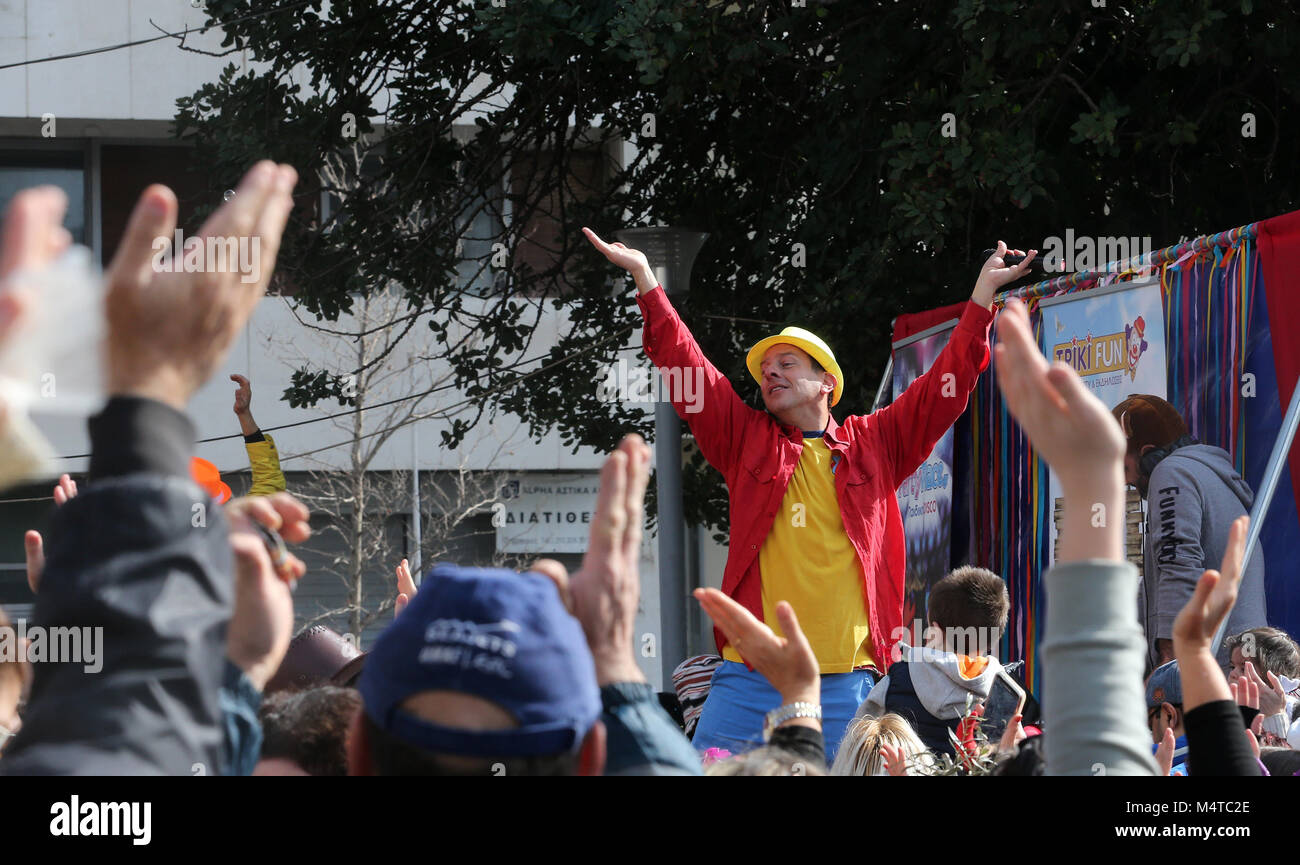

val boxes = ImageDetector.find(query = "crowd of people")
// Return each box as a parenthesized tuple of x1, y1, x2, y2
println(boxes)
(0, 163, 1291, 777)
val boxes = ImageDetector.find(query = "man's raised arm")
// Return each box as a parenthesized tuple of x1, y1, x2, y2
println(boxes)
(584, 227, 753, 474)
(871, 241, 1037, 485)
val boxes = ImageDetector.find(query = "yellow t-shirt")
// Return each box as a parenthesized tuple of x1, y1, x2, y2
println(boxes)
(722, 436, 874, 674)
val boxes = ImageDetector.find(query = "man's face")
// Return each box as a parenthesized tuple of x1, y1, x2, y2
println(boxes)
(759, 344, 830, 417)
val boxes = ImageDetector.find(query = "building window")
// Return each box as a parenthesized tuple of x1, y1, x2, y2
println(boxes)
(0, 150, 87, 244)
(99, 144, 206, 268)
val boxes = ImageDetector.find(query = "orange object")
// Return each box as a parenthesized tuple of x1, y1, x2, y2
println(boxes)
(190, 456, 232, 504)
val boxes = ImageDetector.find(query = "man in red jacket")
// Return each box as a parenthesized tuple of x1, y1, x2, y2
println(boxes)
(584, 228, 1035, 758)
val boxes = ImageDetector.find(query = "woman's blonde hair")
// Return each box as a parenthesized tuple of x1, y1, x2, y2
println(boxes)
(830, 713, 933, 776)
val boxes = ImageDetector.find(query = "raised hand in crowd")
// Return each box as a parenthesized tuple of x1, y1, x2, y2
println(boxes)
(387, 435, 652, 686)
(232, 371, 287, 496)
(693, 589, 821, 731)
(0, 161, 299, 776)
(366, 434, 699, 777)
(106, 162, 296, 410)
(565, 434, 652, 686)
(394, 557, 418, 616)
(971, 241, 1038, 309)
(1231, 662, 1259, 713)
(23, 473, 77, 594)
(1173, 517, 1248, 712)
(1244, 661, 1288, 719)
(1230, 669, 1268, 756)
(1169, 516, 1261, 775)
(881, 743, 908, 777)
(225, 493, 311, 692)
(993, 296, 1155, 775)
(231, 374, 262, 438)
(1155, 728, 1176, 776)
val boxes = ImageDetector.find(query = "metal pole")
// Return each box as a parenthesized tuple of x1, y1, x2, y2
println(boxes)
(872, 353, 894, 412)
(411, 420, 422, 584)
(655, 400, 686, 686)
(1211, 380, 1300, 653)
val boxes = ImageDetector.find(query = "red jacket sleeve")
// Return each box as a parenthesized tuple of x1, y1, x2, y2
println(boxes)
(636, 286, 756, 475)
(871, 300, 994, 485)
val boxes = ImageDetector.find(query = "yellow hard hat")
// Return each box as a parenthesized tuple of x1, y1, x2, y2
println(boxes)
(746, 327, 844, 407)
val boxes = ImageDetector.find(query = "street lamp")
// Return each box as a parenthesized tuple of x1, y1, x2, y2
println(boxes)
(614, 226, 707, 686)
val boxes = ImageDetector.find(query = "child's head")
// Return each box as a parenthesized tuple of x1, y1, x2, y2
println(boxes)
(926, 566, 1009, 656)
(830, 713, 933, 776)
(1226, 627, 1300, 683)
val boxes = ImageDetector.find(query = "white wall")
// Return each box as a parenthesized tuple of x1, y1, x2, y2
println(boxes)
(0, 1, 504, 127)
(0, 0, 238, 121)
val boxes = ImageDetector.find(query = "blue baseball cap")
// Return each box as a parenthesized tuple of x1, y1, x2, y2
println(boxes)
(359, 564, 601, 758)
(1146, 660, 1183, 708)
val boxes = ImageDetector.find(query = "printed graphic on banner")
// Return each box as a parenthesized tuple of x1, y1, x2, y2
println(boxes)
(1039, 279, 1166, 560)
(892, 321, 958, 625)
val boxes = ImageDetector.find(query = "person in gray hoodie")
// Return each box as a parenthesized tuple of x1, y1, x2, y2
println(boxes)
(1112, 395, 1267, 673)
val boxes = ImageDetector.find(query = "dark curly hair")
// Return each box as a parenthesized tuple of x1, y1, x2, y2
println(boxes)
(259, 685, 362, 776)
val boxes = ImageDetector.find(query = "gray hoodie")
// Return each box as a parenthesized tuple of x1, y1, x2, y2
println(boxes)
(857, 643, 1005, 723)
(1141, 444, 1267, 672)
(1044, 560, 1157, 776)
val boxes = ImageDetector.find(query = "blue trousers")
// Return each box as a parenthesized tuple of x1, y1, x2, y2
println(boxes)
(691, 660, 876, 765)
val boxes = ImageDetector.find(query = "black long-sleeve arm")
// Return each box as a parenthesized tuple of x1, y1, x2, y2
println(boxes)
(0, 397, 233, 775)
(1184, 700, 1262, 776)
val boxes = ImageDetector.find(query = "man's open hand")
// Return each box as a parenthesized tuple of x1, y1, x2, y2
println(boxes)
(1245, 661, 1287, 719)
(1155, 727, 1176, 776)
(582, 227, 658, 295)
(694, 588, 820, 708)
(394, 557, 417, 616)
(568, 434, 651, 686)
(105, 161, 297, 410)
